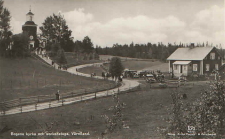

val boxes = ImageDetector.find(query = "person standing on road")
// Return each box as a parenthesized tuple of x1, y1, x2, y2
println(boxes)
(56, 90, 60, 101)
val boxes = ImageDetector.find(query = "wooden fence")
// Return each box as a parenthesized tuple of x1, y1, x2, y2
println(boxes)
(0, 83, 122, 113)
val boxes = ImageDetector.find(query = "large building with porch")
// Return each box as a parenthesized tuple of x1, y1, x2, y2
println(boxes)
(167, 46, 222, 77)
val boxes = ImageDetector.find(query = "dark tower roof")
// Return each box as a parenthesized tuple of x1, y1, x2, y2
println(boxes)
(24, 21, 36, 26)
(26, 11, 34, 15)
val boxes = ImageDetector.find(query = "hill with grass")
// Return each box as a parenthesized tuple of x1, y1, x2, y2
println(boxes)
(0, 57, 114, 101)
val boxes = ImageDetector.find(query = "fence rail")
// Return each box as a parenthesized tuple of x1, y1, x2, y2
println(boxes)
(0, 83, 119, 112)
(0, 83, 140, 116)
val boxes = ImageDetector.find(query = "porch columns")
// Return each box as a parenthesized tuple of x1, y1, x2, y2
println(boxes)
(200, 60, 203, 75)
(169, 60, 170, 73)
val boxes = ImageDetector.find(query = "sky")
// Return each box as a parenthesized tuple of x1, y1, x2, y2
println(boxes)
(3, 0, 225, 47)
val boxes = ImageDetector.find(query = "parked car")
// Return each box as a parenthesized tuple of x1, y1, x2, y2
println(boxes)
(145, 74, 156, 83)
(133, 73, 139, 78)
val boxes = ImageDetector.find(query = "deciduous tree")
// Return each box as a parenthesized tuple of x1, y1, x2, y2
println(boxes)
(109, 57, 124, 81)
(56, 48, 67, 65)
(11, 33, 29, 57)
(39, 13, 73, 52)
(82, 36, 94, 54)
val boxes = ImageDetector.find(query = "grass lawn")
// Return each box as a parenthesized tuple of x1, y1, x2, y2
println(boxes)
(0, 57, 114, 101)
(64, 52, 102, 68)
(79, 66, 105, 77)
(0, 81, 209, 139)
(121, 60, 167, 71)
(79, 60, 168, 76)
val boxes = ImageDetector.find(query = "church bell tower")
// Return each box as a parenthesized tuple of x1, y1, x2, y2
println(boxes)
(22, 7, 37, 49)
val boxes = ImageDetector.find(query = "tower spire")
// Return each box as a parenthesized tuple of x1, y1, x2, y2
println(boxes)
(29, 5, 31, 12)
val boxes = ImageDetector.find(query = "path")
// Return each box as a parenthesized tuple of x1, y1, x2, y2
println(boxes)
(0, 55, 140, 116)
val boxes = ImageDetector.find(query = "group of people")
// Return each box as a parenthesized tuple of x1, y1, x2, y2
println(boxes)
(101, 72, 111, 79)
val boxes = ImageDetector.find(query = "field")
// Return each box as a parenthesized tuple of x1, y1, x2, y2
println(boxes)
(0, 81, 208, 139)
(121, 60, 168, 72)
(79, 60, 168, 77)
(0, 55, 217, 139)
(0, 57, 114, 101)
(99, 55, 139, 61)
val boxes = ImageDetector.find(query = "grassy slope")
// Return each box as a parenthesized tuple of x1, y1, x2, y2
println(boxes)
(0, 81, 207, 139)
(0, 57, 114, 101)
(65, 52, 102, 68)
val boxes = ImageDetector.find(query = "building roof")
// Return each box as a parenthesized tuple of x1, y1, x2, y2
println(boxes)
(173, 61, 191, 65)
(26, 11, 34, 15)
(167, 47, 214, 61)
(23, 21, 37, 26)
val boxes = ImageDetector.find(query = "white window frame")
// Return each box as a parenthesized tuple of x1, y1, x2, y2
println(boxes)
(215, 64, 219, 70)
(206, 64, 210, 71)
(193, 64, 198, 71)
(210, 53, 215, 60)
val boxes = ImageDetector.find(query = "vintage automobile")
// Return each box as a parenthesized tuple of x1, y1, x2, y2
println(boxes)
(145, 74, 156, 83)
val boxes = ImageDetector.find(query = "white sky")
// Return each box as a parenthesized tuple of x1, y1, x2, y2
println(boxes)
(4, 0, 225, 47)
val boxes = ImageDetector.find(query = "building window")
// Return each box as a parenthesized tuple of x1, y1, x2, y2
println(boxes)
(174, 65, 178, 70)
(183, 65, 187, 70)
(215, 64, 219, 70)
(218, 56, 220, 60)
(210, 53, 215, 60)
(193, 64, 198, 71)
(206, 64, 210, 71)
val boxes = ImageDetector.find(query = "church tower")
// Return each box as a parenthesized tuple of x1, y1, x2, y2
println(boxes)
(22, 7, 37, 48)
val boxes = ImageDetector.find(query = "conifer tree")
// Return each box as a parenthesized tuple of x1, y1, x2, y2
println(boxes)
(0, 0, 12, 56)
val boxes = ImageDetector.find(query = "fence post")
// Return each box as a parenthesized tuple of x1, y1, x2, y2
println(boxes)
(61, 95, 63, 106)
(49, 100, 51, 108)
(2, 102, 5, 115)
(19, 98, 22, 113)
(35, 103, 37, 110)
(3, 105, 6, 115)
(20, 105, 22, 113)
(19, 98, 21, 106)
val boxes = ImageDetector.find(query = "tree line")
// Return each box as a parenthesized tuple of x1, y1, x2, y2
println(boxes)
(0, 0, 95, 66)
(96, 42, 224, 61)
(0, 0, 224, 63)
